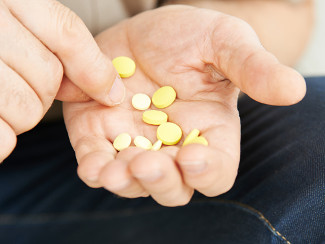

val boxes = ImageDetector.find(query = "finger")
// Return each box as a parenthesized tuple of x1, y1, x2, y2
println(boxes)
(0, 59, 43, 134)
(99, 157, 149, 199)
(56, 76, 91, 103)
(176, 124, 240, 197)
(0, 118, 17, 162)
(208, 16, 306, 105)
(0, 3, 63, 112)
(73, 136, 116, 188)
(100, 146, 149, 198)
(129, 151, 194, 207)
(5, 0, 125, 106)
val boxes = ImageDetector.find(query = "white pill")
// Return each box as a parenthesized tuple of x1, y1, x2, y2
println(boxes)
(132, 93, 151, 111)
(134, 136, 153, 150)
(151, 140, 163, 151)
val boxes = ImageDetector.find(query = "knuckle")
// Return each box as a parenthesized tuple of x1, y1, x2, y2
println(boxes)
(4, 86, 44, 133)
(18, 99, 43, 133)
(50, 1, 85, 47)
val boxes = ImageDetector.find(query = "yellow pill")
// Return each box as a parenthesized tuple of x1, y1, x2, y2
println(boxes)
(112, 56, 136, 78)
(183, 129, 200, 146)
(157, 122, 182, 145)
(143, 110, 168, 125)
(151, 140, 163, 151)
(186, 136, 208, 146)
(134, 136, 152, 150)
(132, 93, 151, 110)
(152, 86, 176, 109)
(113, 133, 132, 151)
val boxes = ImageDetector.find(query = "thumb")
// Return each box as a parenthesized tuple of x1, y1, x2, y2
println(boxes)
(5, 0, 125, 106)
(226, 47, 306, 106)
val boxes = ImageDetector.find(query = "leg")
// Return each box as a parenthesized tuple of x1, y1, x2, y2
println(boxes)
(0, 77, 324, 244)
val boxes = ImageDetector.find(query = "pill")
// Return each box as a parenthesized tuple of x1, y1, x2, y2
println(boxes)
(134, 136, 153, 150)
(132, 93, 151, 110)
(113, 133, 132, 151)
(186, 136, 208, 146)
(151, 140, 163, 151)
(157, 122, 182, 145)
(112, 56, 136, 78)
(183, 129, 200, 146)
(152, 86, 176, 109)
(143, 110, 168, 125)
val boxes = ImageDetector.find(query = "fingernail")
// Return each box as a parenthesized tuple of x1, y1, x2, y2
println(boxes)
(134, 170, 163, 183)
(108, 179, 131, 191)
(108, 76, 125, 105)
(180, 161, 207, 175)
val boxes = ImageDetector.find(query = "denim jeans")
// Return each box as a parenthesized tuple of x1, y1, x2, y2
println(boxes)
(0, 77, 324, 244)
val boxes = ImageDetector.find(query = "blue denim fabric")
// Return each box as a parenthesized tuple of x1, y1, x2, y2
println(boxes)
(0, 77, 324, 244)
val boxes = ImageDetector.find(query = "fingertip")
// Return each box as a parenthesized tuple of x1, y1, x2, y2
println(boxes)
(274, 66, 306, 106)
(129, 151, 165, 182)
(0, 119, 17, 163)
(259, 65, 306, 106)
(77, 151, 110, 188)
(241, 51, 306, 106)
(99, 159, 132, 192)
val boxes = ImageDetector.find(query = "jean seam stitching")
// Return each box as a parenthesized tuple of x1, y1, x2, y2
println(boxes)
(194, 198, 291, 244)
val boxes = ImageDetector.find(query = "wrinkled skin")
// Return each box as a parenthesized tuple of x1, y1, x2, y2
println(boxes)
(63, 5, 305, 207)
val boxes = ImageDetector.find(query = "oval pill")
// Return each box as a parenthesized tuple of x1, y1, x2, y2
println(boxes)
(132, 93, 151, 110)
(183, 129, 200, 146)
(113, 133, 132, 151)
(152, 86, 176, 109)
(134, 136, 153, 150)
(151, 140, 163, 151)
(143, 110, 168, 125)
(112, 56, 136, 78)
(157, 122, 182, 145)
(186, 136, 208, 146)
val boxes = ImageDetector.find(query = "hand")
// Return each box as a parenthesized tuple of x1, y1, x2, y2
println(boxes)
(0, 0, 125, 162)
(63, 5, 306, 206)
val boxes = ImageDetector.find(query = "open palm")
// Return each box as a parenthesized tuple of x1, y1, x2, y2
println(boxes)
(63, 5, 305, 206)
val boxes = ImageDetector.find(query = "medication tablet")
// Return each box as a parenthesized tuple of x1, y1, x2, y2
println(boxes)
(112, 56, 136, 78)
(143, 110, 168, 125)
(151, 140, 163, 151)
(132, 93, 151, 110)
(134, 136, 153, 150)
(152, 86, 176, 109)
(113, 133, 132, 151)
(186, 136, 208, 146)
(183, 129, 200, 146)
(157, 122, 182, 145)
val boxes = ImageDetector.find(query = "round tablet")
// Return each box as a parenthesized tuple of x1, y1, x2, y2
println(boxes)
(143, 110, 168, 125)
(112, 56, 136, 78)
(183, 129, 200, 146)
(151, 140, 163, 151)
(134, 136, 152, 150)
(157, 122, 182, 145)
(152, 86, 176, 109)
(132, 93, 151, 110)
(186, 136, 208, 146)
(113, 133, 132, 151)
